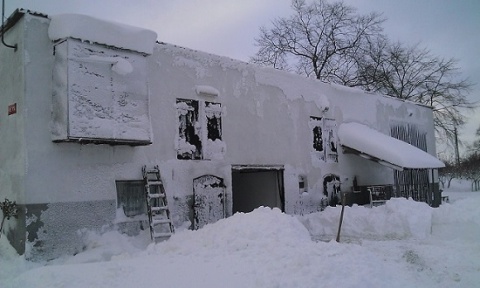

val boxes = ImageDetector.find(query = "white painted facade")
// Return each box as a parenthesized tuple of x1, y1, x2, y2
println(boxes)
(0, 10, 442, 260)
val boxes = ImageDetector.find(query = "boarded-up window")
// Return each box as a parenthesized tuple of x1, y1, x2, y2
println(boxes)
(115, 181, 146, 217)
(193, 175, 226, 229)
(51, 39, 151, 145)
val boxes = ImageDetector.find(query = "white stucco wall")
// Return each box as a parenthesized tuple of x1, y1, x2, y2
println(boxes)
(0, 14, 27, 253)
(0, 16, 26, 207)
(7, 12, 438, 230)
(0, 11, 442, 260)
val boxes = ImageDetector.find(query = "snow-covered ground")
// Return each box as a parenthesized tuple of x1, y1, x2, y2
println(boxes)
(2, 181, 479, 288)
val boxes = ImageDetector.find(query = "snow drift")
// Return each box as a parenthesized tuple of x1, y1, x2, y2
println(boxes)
(2, 193, 480, 288)
(301, 197, 434, 240)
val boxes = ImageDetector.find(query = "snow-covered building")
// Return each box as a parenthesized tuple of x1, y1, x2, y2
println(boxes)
(0, 10, 444, 260)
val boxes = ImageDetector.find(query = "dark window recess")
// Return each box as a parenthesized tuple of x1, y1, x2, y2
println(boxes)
(323, 174, 341, 207)
(328, 129, 337, 153)
(311, 117, 323, 152)
(206, 102, 222, 141)
(177, 99, 202, 160)
(299, 181, 305, 190)
(313, 126, 323, 152)
(115, 180, 147, 217)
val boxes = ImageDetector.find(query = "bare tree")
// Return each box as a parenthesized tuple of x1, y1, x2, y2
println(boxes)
(439, 129, 480, 191)
(467, 125, 480, 154)
(438, 160, 459, 189)
(251, 0, 385, 82)
(251, 0, 475, 147)
(360, 42, 475, 145)
(460, 152, 480, 191)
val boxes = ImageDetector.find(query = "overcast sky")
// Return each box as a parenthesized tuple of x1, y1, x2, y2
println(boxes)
(4, 0, 479, 154)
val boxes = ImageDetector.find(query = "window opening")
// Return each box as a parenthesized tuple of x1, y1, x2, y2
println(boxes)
(310, 117, 325, 162)
(176, 99, 224, 160)
(176, 99, 202, 160)
(115, 180, 147, 218)
(324, 118, 338, 163)
(205, 102, 222, 141)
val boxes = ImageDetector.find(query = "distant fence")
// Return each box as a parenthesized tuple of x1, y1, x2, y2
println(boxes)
(345, 180, 440, 207)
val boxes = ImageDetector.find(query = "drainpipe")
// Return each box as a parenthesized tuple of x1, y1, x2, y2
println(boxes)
(1, 0, 17, 51)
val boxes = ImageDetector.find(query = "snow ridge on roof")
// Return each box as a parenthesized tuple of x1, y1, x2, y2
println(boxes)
(48, 14, 157, 54)
(255, 67, 330, 111)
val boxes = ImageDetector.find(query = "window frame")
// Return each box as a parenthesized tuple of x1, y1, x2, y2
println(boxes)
(176, 99, 224, 160)
(115, 180, 147, 219)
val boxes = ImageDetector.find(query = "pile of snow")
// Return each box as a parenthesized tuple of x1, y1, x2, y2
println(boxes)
(48, 14, 157, 54)
(0, 236, 29, 281)
(301, 198, 433, 240)
(154, 207, 311, 257)
(3, 194, 480, 288)
(49, 228, 151, 265)
(431, 197, 480, 241)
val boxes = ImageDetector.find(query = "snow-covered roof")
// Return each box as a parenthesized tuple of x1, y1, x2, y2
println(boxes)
(338, 122, 445, 170)
(255, 67, 330, 111)
(48, 14, 157, 54)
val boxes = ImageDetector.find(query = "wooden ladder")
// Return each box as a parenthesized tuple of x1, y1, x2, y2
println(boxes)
(142, 165, 174, 242)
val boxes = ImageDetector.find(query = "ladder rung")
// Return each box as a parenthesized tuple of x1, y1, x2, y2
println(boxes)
(151, 206, 168, 212)
(146, 181, 163, 186)
(143, 165, 173, 242)
(152, 218, 171, 225)
(153, 232, 172, 238)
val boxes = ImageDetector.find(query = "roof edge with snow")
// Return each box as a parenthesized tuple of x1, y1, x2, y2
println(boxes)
(338, 122, 445, 170)
(48, 13, 157, 55)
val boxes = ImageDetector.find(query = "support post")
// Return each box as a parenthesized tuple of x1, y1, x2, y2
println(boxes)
(336, 192, 346, 243)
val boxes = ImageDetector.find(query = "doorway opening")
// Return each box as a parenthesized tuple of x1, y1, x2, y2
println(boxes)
(232, 165, 285, 213)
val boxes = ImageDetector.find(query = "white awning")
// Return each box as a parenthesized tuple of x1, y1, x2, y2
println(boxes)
(338, 122, 445, 171)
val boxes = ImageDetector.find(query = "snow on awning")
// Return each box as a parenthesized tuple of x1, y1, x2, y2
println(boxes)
(338, 122, 445, 171)
(48, 14, 157, 54)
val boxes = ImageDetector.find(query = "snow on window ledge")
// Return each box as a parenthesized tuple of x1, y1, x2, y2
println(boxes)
(70, 55, 134, 75)
(48, 13, 157, 54)
(195, 85, 220, 97)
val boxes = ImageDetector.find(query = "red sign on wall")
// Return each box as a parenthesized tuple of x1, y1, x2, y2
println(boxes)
(8, 103, 17, 115)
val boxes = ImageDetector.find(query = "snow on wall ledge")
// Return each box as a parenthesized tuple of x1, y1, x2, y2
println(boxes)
(48, 14, 157, 54)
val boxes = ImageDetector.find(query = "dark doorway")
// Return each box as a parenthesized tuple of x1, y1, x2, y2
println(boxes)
(232, 166, 285, 213)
